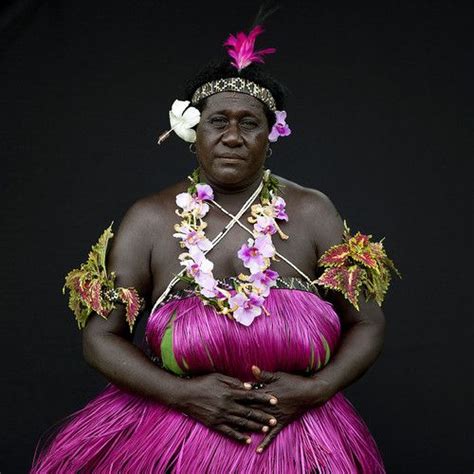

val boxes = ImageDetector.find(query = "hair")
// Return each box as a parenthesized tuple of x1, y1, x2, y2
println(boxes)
(183, 57, 288, 128)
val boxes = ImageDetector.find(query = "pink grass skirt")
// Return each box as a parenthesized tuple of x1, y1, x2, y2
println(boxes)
(31, 285, 385, 473)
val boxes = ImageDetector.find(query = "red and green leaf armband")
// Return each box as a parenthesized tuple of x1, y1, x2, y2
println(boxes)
(314, 221, 401, 310)
(63, 224, 145, 332)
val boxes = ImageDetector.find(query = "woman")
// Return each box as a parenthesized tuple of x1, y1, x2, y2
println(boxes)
(32, 26, 396, 473)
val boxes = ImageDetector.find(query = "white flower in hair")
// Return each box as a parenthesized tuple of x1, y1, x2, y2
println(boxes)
(158, 99, 201, 144)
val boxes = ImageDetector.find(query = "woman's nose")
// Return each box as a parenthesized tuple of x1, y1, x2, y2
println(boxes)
(221, 122, 243, 147)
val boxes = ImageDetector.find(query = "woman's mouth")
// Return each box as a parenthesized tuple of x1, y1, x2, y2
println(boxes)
(214, 154, 245, 161)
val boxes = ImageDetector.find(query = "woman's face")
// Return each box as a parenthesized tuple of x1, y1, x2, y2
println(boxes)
(195, 92, 270, 189)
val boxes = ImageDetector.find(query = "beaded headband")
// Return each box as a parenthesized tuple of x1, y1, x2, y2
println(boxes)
(191, 77, 277, 112)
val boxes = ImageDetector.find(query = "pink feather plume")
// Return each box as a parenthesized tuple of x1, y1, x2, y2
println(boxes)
(224, 25, 276, 71)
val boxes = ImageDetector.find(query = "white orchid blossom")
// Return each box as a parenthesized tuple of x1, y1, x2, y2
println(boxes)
(158, 99, 201, 144)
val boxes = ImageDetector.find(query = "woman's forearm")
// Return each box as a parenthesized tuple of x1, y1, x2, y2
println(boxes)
(83, 331, 185, 407)
(313, 315, 385, 397)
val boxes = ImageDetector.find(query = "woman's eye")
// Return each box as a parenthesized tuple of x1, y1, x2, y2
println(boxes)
(209, 117, 227, 127)
(241, 120, 258, 129)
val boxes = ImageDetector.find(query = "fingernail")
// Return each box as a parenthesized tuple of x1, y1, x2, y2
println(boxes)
(262, 425, 269, 433)
(256, 447, 263, 453)
(269, 418, 277, 426)
(243, 382, 252, 390)
(246, 437, 252, 444)
(270, 397, 278, 405)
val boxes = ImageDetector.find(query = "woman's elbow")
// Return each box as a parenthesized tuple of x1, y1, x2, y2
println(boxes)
(81, 317, 111, 369)
(82, 308, 129, 366)
(353, 305, 386, 352)
(367, 307, 386, 355)
(82, 326, 101, 368)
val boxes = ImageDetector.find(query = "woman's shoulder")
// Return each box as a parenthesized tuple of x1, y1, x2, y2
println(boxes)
(121, 180, 189, 226)
(275, 175, 339, 219)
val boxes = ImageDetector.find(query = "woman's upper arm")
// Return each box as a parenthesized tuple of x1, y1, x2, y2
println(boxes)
(83, 198, 156, 339)
(107, 199, 155, 295)
(308, 190, 385, 328)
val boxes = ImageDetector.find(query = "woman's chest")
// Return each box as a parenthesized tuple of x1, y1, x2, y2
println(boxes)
(149, 212, 319, 298)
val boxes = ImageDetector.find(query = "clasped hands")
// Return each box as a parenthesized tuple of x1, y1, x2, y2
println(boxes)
(175, 365, 334, 453)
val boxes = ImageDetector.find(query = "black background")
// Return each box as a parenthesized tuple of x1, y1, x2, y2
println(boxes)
(1, 1, 471, 472)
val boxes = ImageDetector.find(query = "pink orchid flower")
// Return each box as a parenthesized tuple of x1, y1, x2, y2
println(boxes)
(254, 215, 277, 235)
(176, 192, 210, 218)
(173, 224, 212, 251)
(195, 183, 214, 201)
(249, 269, 279, 296)
(180, 247, 216, 290)
(175, 192, 193, 211)
(200, 285, 230, 299)
(271, 196, 288, 221)
(175, 184, 213, 218)
(188, 264, 215, 290)
(237, 234, 275, 274)
(268, 110, 291, 143)
(229, 292, 265, 326)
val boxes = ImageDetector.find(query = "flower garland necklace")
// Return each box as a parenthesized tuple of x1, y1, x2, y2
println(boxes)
(173, 169, 288, 326)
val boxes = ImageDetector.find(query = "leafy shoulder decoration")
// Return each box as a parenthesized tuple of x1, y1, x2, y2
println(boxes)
(315, 221, 400, 310)
(63, 224, 144, 332)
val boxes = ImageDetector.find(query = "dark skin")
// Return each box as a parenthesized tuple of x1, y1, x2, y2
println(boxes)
(82, 92, 385, 452)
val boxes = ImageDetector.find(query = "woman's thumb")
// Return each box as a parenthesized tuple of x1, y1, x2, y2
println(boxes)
(252, 365, 275, 382)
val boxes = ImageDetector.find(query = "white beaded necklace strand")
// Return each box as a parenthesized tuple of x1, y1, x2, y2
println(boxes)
(150, 177, 265, 315)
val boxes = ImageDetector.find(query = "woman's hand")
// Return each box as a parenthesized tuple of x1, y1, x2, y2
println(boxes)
(173, 372, 279, 444)
(248, 365, 335, 453)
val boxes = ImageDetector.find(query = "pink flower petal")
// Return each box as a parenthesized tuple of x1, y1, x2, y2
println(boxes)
(196, 184, 214, 201)
(176, 192, 193, 211)
(268, 126, 280, 142)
